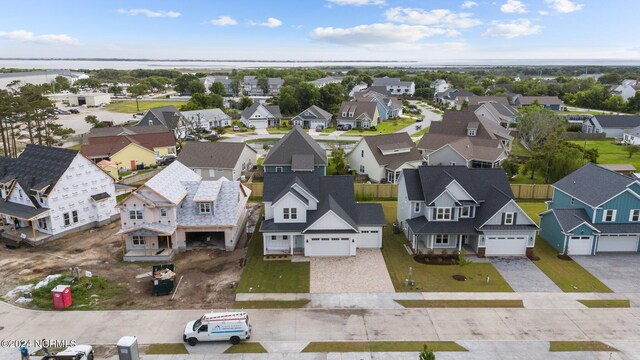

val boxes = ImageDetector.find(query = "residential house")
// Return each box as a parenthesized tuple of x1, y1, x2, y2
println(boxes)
(347, 133, 422, 184)
(135, 105, 187, 138)
(456, 96, 510, 108)
(583, 115, 640, 137)
(372, 77, 415, 96)
(181, 109, 232, 131)
(311, 76, 343, 88)
(240, 102, 282, 129)
(417, 109, 512, 168)
(430, 79, 450, 94)
(176, 142, 257, 181)
(242, 76, 284, 96)
(434, 89, 474, 107)
(624, 125, 640, 145)
(474, 101, 519, 129)
(336, 101, 380, 129)
(354, 90, 403, 120)
(116, 161, 250, 261)
(81, 126, 176, 171)
(598, 164, 637, 176)
(397, 166, 538, 256)
(539, 163, 640, 255)
(291, 105, 332, 129)
(263, 126, 327, 175)
(512, 95, 564, 110)
(261, 173, 386, 256)
(0, 145, 118, 246)
(609, 79, 639, 100)
(201, 76, 234, 96)
(349, 82, 368, 97)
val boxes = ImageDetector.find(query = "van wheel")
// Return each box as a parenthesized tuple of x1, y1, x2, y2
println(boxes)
(88, 352, 94, 360)
(187, 338, 198, 346)
(230, 336, 240, 345)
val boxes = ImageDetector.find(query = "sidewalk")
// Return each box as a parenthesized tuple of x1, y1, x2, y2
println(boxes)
(235, 291, 640, 309)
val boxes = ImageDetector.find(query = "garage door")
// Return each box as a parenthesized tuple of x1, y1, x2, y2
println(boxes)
(306, 237, 352, 256)
(484, 236, 527, 256)
(597, 235, 639, 252)
(568, 236, 593, 255)
(358, 229, 382, 248)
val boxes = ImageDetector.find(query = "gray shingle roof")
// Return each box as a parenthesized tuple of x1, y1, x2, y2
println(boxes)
(181, 108, 231, 121)
(0, 200, 49, 220)
(549, 208, 593, 232)
(291, 154, 316, 171)
(263, 126, 327, 167)
(553, 163, 636, 207)
(293, 105, 332, 121)
(338, 101, 378, 120)
(361, 133, 422, 170)
(137, 106, 183, 131)
(593, 115, 640, 129)
(240, 102, 282, 120)
(407, 217, 478, 234)
(177, 142, 255, 169)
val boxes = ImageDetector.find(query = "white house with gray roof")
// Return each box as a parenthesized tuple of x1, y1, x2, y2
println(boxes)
(261, 173, 385, 256)
(583, 115, 640, 138)
(372, 77, 415, 96)
(181, 108, 232, 131)
(291, 105, 332, 129)
(116, 161, 250, 261)
(240, 102, 282, 129)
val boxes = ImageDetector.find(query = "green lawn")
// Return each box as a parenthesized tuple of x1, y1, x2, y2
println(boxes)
(396, 300, 523, 308)
(517, 201, 547, 225)
(29, 273, 126, 310)
(105, 100, 188, 113)
(223, 343, 268, 354)
(578, 299, 630, 308)
(343, 117, 417, 136)
(413, 126, 430, 137)
(302, 341, 466, 353)
(233, 300, 310, 309)
(236, 217, 310, 293)
(380, 202, 513, 292)
(549, 341, 617, 352)
(568, 139, 640, 170)
(145, 344, 188, 355)
(66, 144, 82, 151)
(531, 239, 612, 292)
(510, 139, 531, 158)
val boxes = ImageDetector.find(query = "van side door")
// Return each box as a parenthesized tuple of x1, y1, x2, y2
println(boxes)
(197, 324, 209, 341)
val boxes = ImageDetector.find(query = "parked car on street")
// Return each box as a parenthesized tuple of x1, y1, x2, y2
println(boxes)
(415, 117, 423, 122)
(41, 344, 94, 360)
(315, 125, 324, 131)
(233, 125, 240, 131)
(156, 154, 177, 165)
(183, 312, 252, 346)
(69, 109, 80, 114)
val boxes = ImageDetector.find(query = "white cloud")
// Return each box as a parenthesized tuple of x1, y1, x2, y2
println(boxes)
(326, 0, 385, 6)
(210, 16, 237, 26)
(259, 18, 283, 28)
(116, 8, 181, 18)
(500, 0, 528, 13)
(539, 10, 549, 15)
(310, 23, 450, 47)
(545, 0, 584, 13)
(0, 30, 79, 45)
(483, 19, 542, 38)
(385, 7, 482, 29)
(461, 1, 478, 8)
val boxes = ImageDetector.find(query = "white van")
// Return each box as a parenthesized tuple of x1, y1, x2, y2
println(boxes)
(183, 312, 252, 346)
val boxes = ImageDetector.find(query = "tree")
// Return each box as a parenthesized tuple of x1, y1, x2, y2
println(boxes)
(188, 80, 206, 95)
(275, 86, 298, 115)
(108, 85, 123, 95)
(501, 159, 520, 179)
(230, 78, 241, 96)
(257, 77, 269, 95)
(330, 147, 346, 175)
(419, 344, 435, 360)
(74, 78, 101, 89)
(294, 82, 320, 111)
(85, 115, 107, 128)
(209, 82, 226, 96)
(173, 74, 200, 95)
(625, 145, 640, 159)
(128, 83, 150, 112)
(53, 76, 70, 92)
(516, 106, 567, 149)
(180, 93, 224, 111)
(238, 96, 253, 110)
(319, 83, 348, 115)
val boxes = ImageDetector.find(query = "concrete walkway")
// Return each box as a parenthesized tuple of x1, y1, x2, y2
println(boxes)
(490, 257, 562, 293)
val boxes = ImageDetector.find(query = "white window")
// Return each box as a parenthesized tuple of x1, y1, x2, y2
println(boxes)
(436, 207, 452, 220)
(38, 218, 47, 229)
(148, 120, 153, 126)
(460, 206, 471, 218)
(242, 163, 246, 170)
(290, 208, 297, 220)
(199, 202, 212, 214)
(630, 209, 640, 222)
(208, 169, 215, 177)
(414, 202, 421, 213)
(359, 165, 365, 173)
(129, 210, 143, 220)
(72, 210, 79, 223)
(283, 208, 290, 219)
(321, 237, 329, 241)
(467, 129, 476, 136)
(504, 212, 515, 225)
(361, 150, 364, 158)
(311, 237, 320, 241)
(275, 167, 283, 173)
(602, 209, 616, 222)
(435, 234, 449, 245)
(132, 235, 145, 246)
(160, 208, 167, 217)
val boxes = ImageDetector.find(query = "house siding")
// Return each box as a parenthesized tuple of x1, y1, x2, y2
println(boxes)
(549, 189, 595, 219)
(483, 201, 533, 226)
(191, 167, 234, 181)
(539, 213, 566, 252)
(595, 191, 640, 224)
(111, 143, 156, 171)
(264, 165, 325, 176)
(396, 175, 412, 236)
(347, 140, 386, 182)
(426, 146, 467, 166)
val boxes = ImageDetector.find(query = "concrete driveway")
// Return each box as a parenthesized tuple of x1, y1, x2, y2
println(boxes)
(490, 257, 561, 292)
(572, 254, 640, 293)
(309, 249, 395, 293)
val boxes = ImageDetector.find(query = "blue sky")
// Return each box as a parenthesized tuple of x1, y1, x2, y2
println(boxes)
(0, 0, 637, 61)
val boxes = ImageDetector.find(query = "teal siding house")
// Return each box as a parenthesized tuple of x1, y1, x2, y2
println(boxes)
(539, 163, 640, 255)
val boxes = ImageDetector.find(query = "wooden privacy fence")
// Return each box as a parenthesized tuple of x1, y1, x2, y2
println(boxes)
(509, 184, 553, 200)
(120, 170, 161, 185)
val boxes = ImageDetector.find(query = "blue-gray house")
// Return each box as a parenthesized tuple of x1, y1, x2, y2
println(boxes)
(539, 163, 640, 255)
(263, 126, 327, 176)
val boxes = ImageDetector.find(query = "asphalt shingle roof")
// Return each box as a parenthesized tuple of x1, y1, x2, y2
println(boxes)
(137, 106, 183, 131)
(553, 163, 636, 207)
(360, 133, 422, 170)
(594, 115, 640, 129)
(177, 142, 255, 169)
(263, 126, 327, 167)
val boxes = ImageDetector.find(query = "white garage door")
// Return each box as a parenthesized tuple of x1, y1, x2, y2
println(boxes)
(306, 237, 352, 256)
(358, 229, 382, 248)
(484, 236, 527, 256)
(568, 236, 593, 255)
(597, 235, 639, 252)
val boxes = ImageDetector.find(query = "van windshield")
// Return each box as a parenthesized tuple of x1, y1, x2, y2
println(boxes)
(193, 320, 201, 331)
(246, 315, 249, 325)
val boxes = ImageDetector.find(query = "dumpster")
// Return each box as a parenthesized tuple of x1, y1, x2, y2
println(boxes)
(51, 284, 72, 309)
(136, 164, 144, 170)
(152, 264, 176, 296)
(117, 336, 140, 360)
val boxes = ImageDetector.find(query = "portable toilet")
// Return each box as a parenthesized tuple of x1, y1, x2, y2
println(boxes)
(51, 285, 72, 309)
(117, 336, 140, 360)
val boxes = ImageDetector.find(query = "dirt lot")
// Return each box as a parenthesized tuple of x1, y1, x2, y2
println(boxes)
(0, 203, 263, 310)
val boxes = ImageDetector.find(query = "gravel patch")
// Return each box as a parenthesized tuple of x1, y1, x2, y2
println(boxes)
(309, 249, 394, 293)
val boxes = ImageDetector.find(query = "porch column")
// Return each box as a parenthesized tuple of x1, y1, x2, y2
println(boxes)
(166, 235, 170, 251)
(121, 235, 126, 257)
(429, 235, 433, 250)
(290, 236, 293, 256)
(458, 235, 463, 251)
(30, 220, 36, 241)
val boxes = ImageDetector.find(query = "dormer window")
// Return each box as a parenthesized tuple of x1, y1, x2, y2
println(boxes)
(436, 207, 452, 220)
(349, 112, 354, 117)
(467, 129, 476, 136)
(460, 206, 471, 218)
(503, 212, 515, 225)
(342, 112, 347, 117)
(283, 208, 297, 220)
(199, 202, 212, 214)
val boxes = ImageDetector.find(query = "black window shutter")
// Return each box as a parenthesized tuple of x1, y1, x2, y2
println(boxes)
(513, 213, 517, 224)
(501, 213, 506, 225)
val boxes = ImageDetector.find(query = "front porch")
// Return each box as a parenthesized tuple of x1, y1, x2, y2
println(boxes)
(263, 233, 305, 255)
(414, 233, 477, 254)
(1, 225, 52, 247)
(123, 248, 174, 262)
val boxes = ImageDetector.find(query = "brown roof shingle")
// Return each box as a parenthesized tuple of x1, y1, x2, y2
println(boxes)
(176, 142, 256, 169)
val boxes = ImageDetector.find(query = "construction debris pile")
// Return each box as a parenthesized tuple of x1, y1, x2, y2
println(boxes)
(153, 268, 176, 280)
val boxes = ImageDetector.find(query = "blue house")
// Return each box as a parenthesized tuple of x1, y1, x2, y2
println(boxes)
(262, 126, 327, 176)
(539, 163, 640, 255)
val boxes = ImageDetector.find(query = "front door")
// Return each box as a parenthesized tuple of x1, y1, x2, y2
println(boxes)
(130, 160, 136, 171)
(294, 235, 304, 252)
